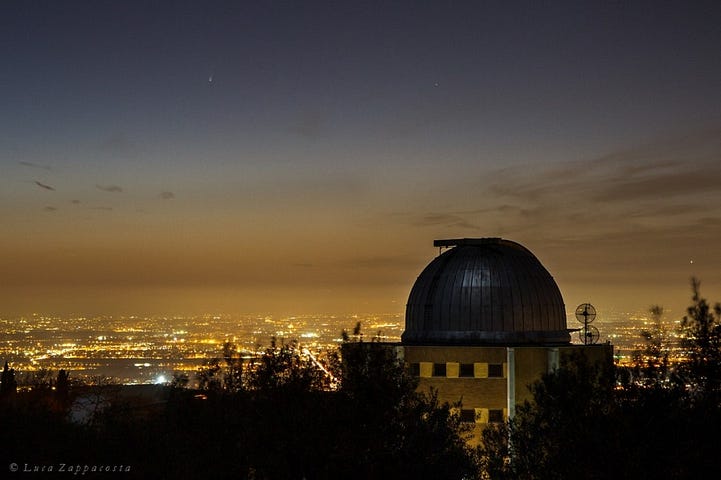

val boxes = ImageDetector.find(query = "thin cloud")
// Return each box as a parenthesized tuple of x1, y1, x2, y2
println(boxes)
(20, 161, 52, 171)
(34, 180, 55, 191)
(486, 128, 721, 210)
(159, 191, 175, 200)
(407, 213, 478, 230)
(44, 206, 57, 212)
(96, 184, 123, 193)
(410, 126, 721, 274)
(592, 169, 721, 202)
(625, 204, 707, 219)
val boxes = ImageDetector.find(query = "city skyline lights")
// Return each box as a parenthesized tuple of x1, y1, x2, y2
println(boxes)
(0, 307, 682, 385)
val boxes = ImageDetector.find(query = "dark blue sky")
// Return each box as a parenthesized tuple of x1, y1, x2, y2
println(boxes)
(2, 1, 721, 317)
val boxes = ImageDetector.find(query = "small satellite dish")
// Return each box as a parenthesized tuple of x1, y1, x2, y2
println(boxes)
(579, 325, 600, 345)
(575, 303, 596, 324)
(575, 303, 600, 345)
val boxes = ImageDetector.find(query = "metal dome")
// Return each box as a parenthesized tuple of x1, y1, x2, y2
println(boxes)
(402, 238, 570, 345)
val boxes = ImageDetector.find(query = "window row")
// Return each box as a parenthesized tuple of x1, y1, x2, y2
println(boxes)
(456, 408, 506, 424)
(408, 362, 506, 378)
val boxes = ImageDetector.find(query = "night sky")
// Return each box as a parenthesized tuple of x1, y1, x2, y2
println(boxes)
(2, 1, 721, 318)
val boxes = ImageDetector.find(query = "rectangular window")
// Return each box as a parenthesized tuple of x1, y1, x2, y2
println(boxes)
(459, 363, 474, 377)
(432, 363, 447, 377)
(488, 409, 504, 423)
(488, 363, 504, 378)
(408, 363, 420, 376)
(459, 409, 476, 423)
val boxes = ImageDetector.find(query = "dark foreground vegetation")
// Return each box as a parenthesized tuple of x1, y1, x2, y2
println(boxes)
(479, 278, 721, 479)
(0, 328, 477, 480)
(2, 279, 721, 479)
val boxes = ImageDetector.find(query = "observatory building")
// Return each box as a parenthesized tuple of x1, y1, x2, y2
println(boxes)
(401, 238, 612, 437)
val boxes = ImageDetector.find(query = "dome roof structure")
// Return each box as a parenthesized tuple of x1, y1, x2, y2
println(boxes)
(402, 238, 570, 345)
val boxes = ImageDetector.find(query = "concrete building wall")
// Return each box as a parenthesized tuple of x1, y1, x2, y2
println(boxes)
(513, 347, 550, 405)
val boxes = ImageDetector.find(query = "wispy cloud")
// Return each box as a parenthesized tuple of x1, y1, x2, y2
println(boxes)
(449, 127, 721, 269)
(96, 184, 123, 193)
(20, 161, 52, 171)
(159, 191, 175, 200)
(408, 212, 478, 230)
(592, 169, 721, 202)
(34, 180, 55, 191)
(486, 128, 721, 213)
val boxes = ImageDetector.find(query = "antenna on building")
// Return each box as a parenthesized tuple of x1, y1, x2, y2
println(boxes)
(575, 303, 599, 345)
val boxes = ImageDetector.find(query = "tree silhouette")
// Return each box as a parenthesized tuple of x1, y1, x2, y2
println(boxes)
(680, 277, 721, 397)
(248, 337, 330, 393)
(196, 358, 222, 392)
(222, 341, 245, 393)
(1, 333, 478, 479)
(631, 304, 671, 386)
(196, 341, 247, 393)
(479, 279, 721, 480)
(54, 369, 70, 412)
(334, 324, 477, 480)
(0, 361, 17, 398)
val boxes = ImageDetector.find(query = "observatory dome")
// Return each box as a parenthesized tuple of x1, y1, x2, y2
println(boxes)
(402, 238, 570, 345)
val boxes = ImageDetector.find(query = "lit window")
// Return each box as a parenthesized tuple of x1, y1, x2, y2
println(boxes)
(432, 363, 446, 377)
(488, 364, 503, 378)
(459, 363, 474, 377)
